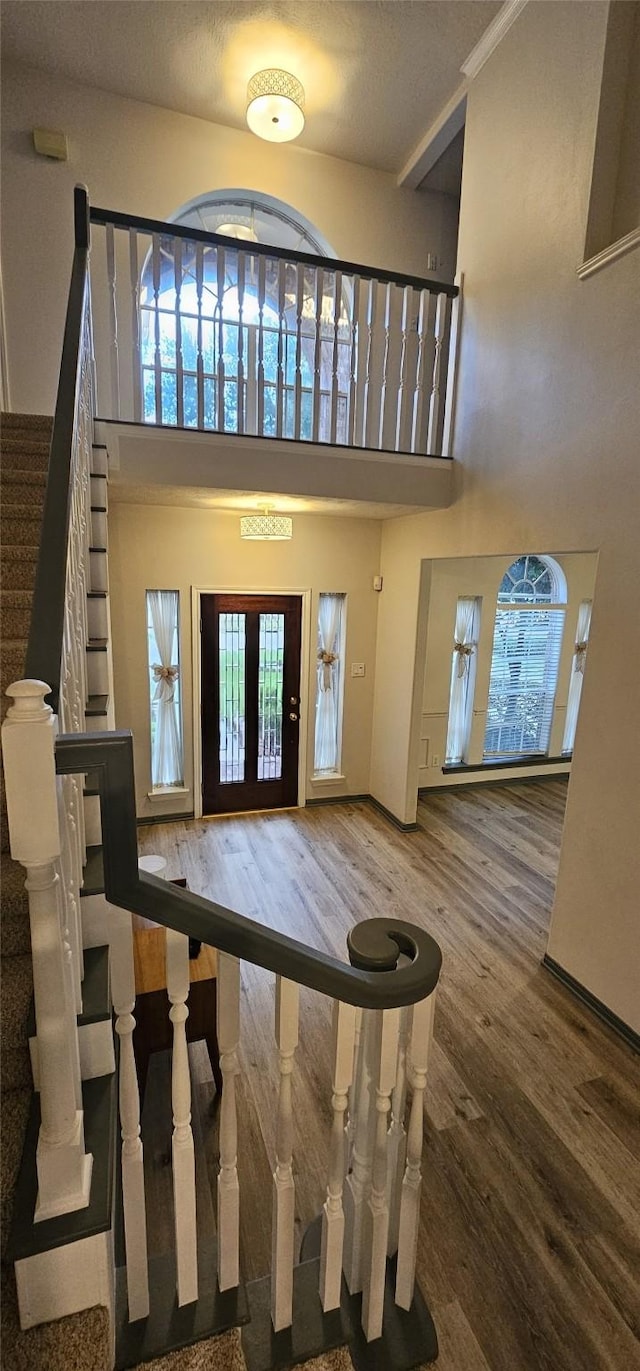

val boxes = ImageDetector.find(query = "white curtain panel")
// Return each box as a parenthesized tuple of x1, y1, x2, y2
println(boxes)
(315, 593, 342, 772)
(562, 600, 592, 755)
(445, 597, 479, 764)
(148, 589, 183, 786)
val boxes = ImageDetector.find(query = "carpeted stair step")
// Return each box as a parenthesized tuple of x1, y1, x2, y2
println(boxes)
(1, 412, 53, 433)
(0, 1267, 111, 1371)
(0, 470, 48, 505)
(0, 440, 50, 472)
(1, 1089, 31, 1261)
(0, 953, 33, 1091)
(1, 507, 43, 546)
(1, 591, 33, 642)
(0, 641, 27, 689)
(0, 547, 39, 591)
(0, 852, 30, 956)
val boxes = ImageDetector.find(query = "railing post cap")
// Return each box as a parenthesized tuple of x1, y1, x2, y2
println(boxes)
(4, 679, 53, 720)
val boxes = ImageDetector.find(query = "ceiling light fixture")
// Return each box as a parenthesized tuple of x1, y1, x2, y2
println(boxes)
(240, 504, 293, 541)
(216, 222, 259, 243)
(246, 69, 305, 144)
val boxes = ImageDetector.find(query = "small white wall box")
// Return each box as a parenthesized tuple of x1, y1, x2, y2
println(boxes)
(33, 128, 68, 161)
(373, 575, 383, 592)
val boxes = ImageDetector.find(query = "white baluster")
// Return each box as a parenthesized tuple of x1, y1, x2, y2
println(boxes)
(311, 266, 324, 443)
(377, 281, 393, 451)
(151, 233, 163, 423)
(196, 244, 205, 429)
(105, 223, 120, 420)
(348, 276, 360, 446)
(427, 292, 449, 455)
(342, 1007, 380, 1294)
(395, 990, 437, 1311)
(216, 243, 226, 433)
(236, 250, 245, 435)
(217, 952, 240, 1291)
(410, 290, 430, 454)
(256, 255, 266, 436)
(361, 1007, 400, 1342)
(387, 1004, 412, 1255)
(320, 999, 356, 1312)
(173, 236, 184, 428)
(1, 681, 92, 1220)
(360, 279, 376, 449)
(441, 272, 464, 458)
(293, 263, 305, 440)
(129, 229, 142, 422)
(329, 270, 343, 445)
(394, 286, 413, 452)
(110, 903, 149, 1322)
(271, 976, 299, 1332)
(167, 928, 198, 1306)
(275, 259, 286, 439)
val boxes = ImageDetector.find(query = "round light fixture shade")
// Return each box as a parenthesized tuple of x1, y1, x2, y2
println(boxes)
(246, 69, 305, 143)
(216, 222, 259, 243)
(240, 508, 293, 541)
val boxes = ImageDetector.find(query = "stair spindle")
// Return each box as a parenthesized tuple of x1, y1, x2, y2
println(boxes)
(271, 976, 299, 1332)
(361, 1006, 400, 1342)
(427, 292, 449, 454)
(342, 1007, 380, 1294)
(320, 998, 357, 1311)
(129, 229, 142, 422)
(166, 927, 198, 1306)
(105, 222, 120, 420)
(395, 989, 437, 1311)
(217, 951, 241, 1291)
(110, 903, 149, 1321)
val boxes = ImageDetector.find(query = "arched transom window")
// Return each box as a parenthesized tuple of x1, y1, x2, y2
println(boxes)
(484, 555, 566, 758)
(139, 190, 351, 441)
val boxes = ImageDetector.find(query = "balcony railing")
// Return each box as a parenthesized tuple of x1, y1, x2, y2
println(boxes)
(89, 200, 459, 457)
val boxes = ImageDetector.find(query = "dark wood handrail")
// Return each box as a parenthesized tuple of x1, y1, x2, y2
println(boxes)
(56, 730, 442, 1010)
(90, 203, 459, 299)
(25, 186, 91, 710)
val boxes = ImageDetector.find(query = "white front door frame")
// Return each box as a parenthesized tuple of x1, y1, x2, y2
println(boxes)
(191, 585, 312, 820)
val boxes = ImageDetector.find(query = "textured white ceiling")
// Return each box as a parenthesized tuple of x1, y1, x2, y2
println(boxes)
(1, 0, 501, 173)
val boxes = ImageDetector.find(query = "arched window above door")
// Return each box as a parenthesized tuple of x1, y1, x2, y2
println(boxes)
(139, 190, 351, 439)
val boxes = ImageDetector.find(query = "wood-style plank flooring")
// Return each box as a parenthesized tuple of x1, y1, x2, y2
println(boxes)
(137, 780, 640, 1371)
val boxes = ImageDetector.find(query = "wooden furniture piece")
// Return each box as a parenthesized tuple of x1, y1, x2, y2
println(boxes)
(132, 922, 223, 1102)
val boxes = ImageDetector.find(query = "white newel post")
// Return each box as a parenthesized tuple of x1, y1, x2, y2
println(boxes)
(361, 1007, 401, 1342)
(271, 976, 299, 1332)
(217, 952, 240, 1292)
(110, 904, 149, 1322)
(395, 990, 437, 1311)
(320, 999, 357, 1312)
(166, 928, 198, 1306)
(1, 680, 92, 1219)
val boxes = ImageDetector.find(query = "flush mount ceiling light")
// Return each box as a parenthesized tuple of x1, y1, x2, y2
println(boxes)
(216, 222, 259, 242)
(246, 69, 305, 144)
(240, 504, 293, 541)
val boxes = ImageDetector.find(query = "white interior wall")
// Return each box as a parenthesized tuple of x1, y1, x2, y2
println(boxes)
(0, 62, 458, 416)
(370, 1, 640, 1029)
(417, 551, 598, 789)
(108, 501, 381, 820)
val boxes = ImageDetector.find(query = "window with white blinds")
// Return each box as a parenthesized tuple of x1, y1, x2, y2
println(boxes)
(483, 556, 566, 760)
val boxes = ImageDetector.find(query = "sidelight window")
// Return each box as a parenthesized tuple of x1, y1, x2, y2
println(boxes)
(314, 593, 346, 775)
(146, 590, 183, 788)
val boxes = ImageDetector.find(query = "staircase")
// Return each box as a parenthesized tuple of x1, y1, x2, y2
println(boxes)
(0, 412, 111, 1368)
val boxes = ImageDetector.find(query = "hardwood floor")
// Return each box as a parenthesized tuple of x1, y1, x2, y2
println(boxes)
(137, 780, 640, 1371)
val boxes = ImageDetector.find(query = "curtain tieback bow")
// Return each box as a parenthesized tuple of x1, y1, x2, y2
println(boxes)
(318, 649, 338, 691)
(453, 641, 474, 678)
(574, 641, 588, 673)
(152, 664, 180, 701)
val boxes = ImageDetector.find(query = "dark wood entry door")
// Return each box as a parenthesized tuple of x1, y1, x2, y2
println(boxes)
(201, 594, 302, 815)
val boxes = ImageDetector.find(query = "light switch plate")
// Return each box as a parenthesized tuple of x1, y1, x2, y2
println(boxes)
(351, 662, 365, 677)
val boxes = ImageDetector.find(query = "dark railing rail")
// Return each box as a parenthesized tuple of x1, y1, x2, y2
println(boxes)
(90, 203, 459, 299)
(56, 730, 442, 1009)
(25, 186, 91, 710)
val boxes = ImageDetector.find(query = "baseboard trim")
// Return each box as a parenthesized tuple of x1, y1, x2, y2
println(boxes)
(308, 793, 419, 832)
(137, 810, 195, 826)
(419, 771, 569, 796)
(542, 955, 639, 1053)
(367, 795, 419, 832)
(306, 793, 369, 808)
